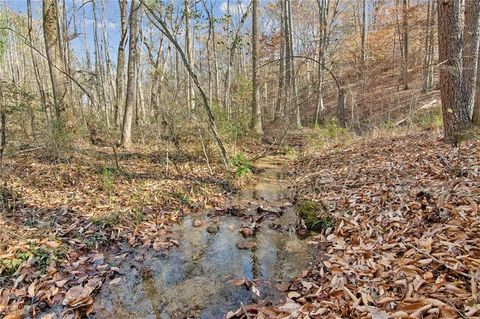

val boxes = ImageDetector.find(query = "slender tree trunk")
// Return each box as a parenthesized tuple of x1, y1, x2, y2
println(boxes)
(28, 0, 48, 125)
(43, 0, 69, 130)
(274, 4, 286, 123)
(0, 81, 5, 167)
(315, 0, 327, 124)
(463, 0, 480, 115)
(120, 0, 140, 148)
(185, 0, 196, 118)
(286, 0, 301, 128)
(360, 0, 367, 88)
(337, 87, 346, 127)
(115, 0, 128, 127)
(437, 0, 471, 142)
(427, 0, 435, 90)
(402, 0, 409, 90)
(250, 0, 262, 134)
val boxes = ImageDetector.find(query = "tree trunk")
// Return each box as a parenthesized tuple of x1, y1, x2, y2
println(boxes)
(28, 0, 48, 125)
(43, 0, 69, 130)
(274, 4, 286, 123)
(422, 0, 432, 92)
(402, 0, 409, 90)
(0, 81, 5, 168)
(250, 0, 262, 134)
(315, 0, 327, 124)
(360, 0, 367, 86)
(185, 0, 196, 118)
(437, 0, 471, 142)
(115, 0, 128, 127)
(463, 0, 480, 115)
(286, 0, 301, 128)
(337, 87, 346, 128)
(120, 0, 140, 148)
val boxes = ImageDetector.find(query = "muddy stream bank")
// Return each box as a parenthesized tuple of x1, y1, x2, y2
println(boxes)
(93, 156, 316, 318)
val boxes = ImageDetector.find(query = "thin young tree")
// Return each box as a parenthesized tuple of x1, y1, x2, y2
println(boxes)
(401, 0, 409, 90)
(43, 0, 69, 131)
(120, 0, 141, 148)
(250, 0, 263, 134)
(115, 0, 128, 127)
(463, 0, 480, 123)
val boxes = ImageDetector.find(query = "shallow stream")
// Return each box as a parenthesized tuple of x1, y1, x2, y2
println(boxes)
(93, 157, 314, 318)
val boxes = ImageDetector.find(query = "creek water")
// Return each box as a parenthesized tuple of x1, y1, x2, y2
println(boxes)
(93, 157, 314, 318)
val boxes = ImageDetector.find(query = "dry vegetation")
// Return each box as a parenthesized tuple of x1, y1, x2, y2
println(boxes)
(231, 129, 480, 318)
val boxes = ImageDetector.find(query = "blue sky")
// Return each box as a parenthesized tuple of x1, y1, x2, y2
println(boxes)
(2, 0, 251, 64)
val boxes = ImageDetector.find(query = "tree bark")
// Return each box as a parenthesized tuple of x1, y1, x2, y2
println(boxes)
(250, 0, 262, 134)
(402, 0, 409, 90)
(463, 0, 480, 116)
(437, 0, 471, 142)
(337, 87, 346, 128)
(120, 0, 140, 148)
(185, 0, 196, 118)
(43, 0, 69, 129)
(115, 0, 128, 127)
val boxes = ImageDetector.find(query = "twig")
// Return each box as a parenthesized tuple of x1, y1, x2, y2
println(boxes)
(112, 146, 121, 171)
(240, 302, 251, 319)
(445, 299, 468, 319)
(405, 243, 474, 279)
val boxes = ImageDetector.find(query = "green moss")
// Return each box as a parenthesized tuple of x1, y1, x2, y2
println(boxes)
(298, 200, 334, 231)
(92, 212, 120, 228)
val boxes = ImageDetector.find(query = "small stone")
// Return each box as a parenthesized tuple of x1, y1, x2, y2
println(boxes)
(192, 219, 203, 227)
(236, 239, 257, 251)
(239, 227, 254, 238)
(206, 224, 219, 234)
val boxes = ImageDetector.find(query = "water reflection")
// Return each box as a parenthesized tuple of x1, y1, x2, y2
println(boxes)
(94, 157, 313, 318)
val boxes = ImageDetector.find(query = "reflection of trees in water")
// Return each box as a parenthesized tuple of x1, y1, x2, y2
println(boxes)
(272, 234, 286, 281)
(251, 242, 261, 279)
(140, 270, 163, 319)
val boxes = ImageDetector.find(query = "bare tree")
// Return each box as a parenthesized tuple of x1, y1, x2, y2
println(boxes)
(422, 0, 435, 92)
(120, 0, 141, 148)
(43, 0, 69, 129)
(401, 0, 409, 90)
(114, 0, 128, 127)
(250, 0, 263, 134)
(185, 0, 196, 118)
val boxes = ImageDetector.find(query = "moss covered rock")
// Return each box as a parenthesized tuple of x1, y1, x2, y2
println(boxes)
(297, 200, 333, 231)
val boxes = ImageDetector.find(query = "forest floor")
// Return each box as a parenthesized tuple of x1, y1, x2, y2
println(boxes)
(0, 141, 239, 318)
(235, 129, 480, 318)
(1, 126, 480, 318)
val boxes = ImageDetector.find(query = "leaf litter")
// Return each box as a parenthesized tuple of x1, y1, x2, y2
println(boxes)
(0, 145, 231, 318)
(231, 132, 480, 318)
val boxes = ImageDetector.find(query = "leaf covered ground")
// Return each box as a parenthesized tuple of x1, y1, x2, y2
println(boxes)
(234, 131, 480, 318)
(0, 144, 233, 318)
(1, 130, 480, 319)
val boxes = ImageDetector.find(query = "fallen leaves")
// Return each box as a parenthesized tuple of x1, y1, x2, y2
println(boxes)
(1, 144, 231, 317)
(234, 132, 480, 318)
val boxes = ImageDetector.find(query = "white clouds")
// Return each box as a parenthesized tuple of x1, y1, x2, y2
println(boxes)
(85, 18, 117, 29)
(220, 1, 248, 15)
